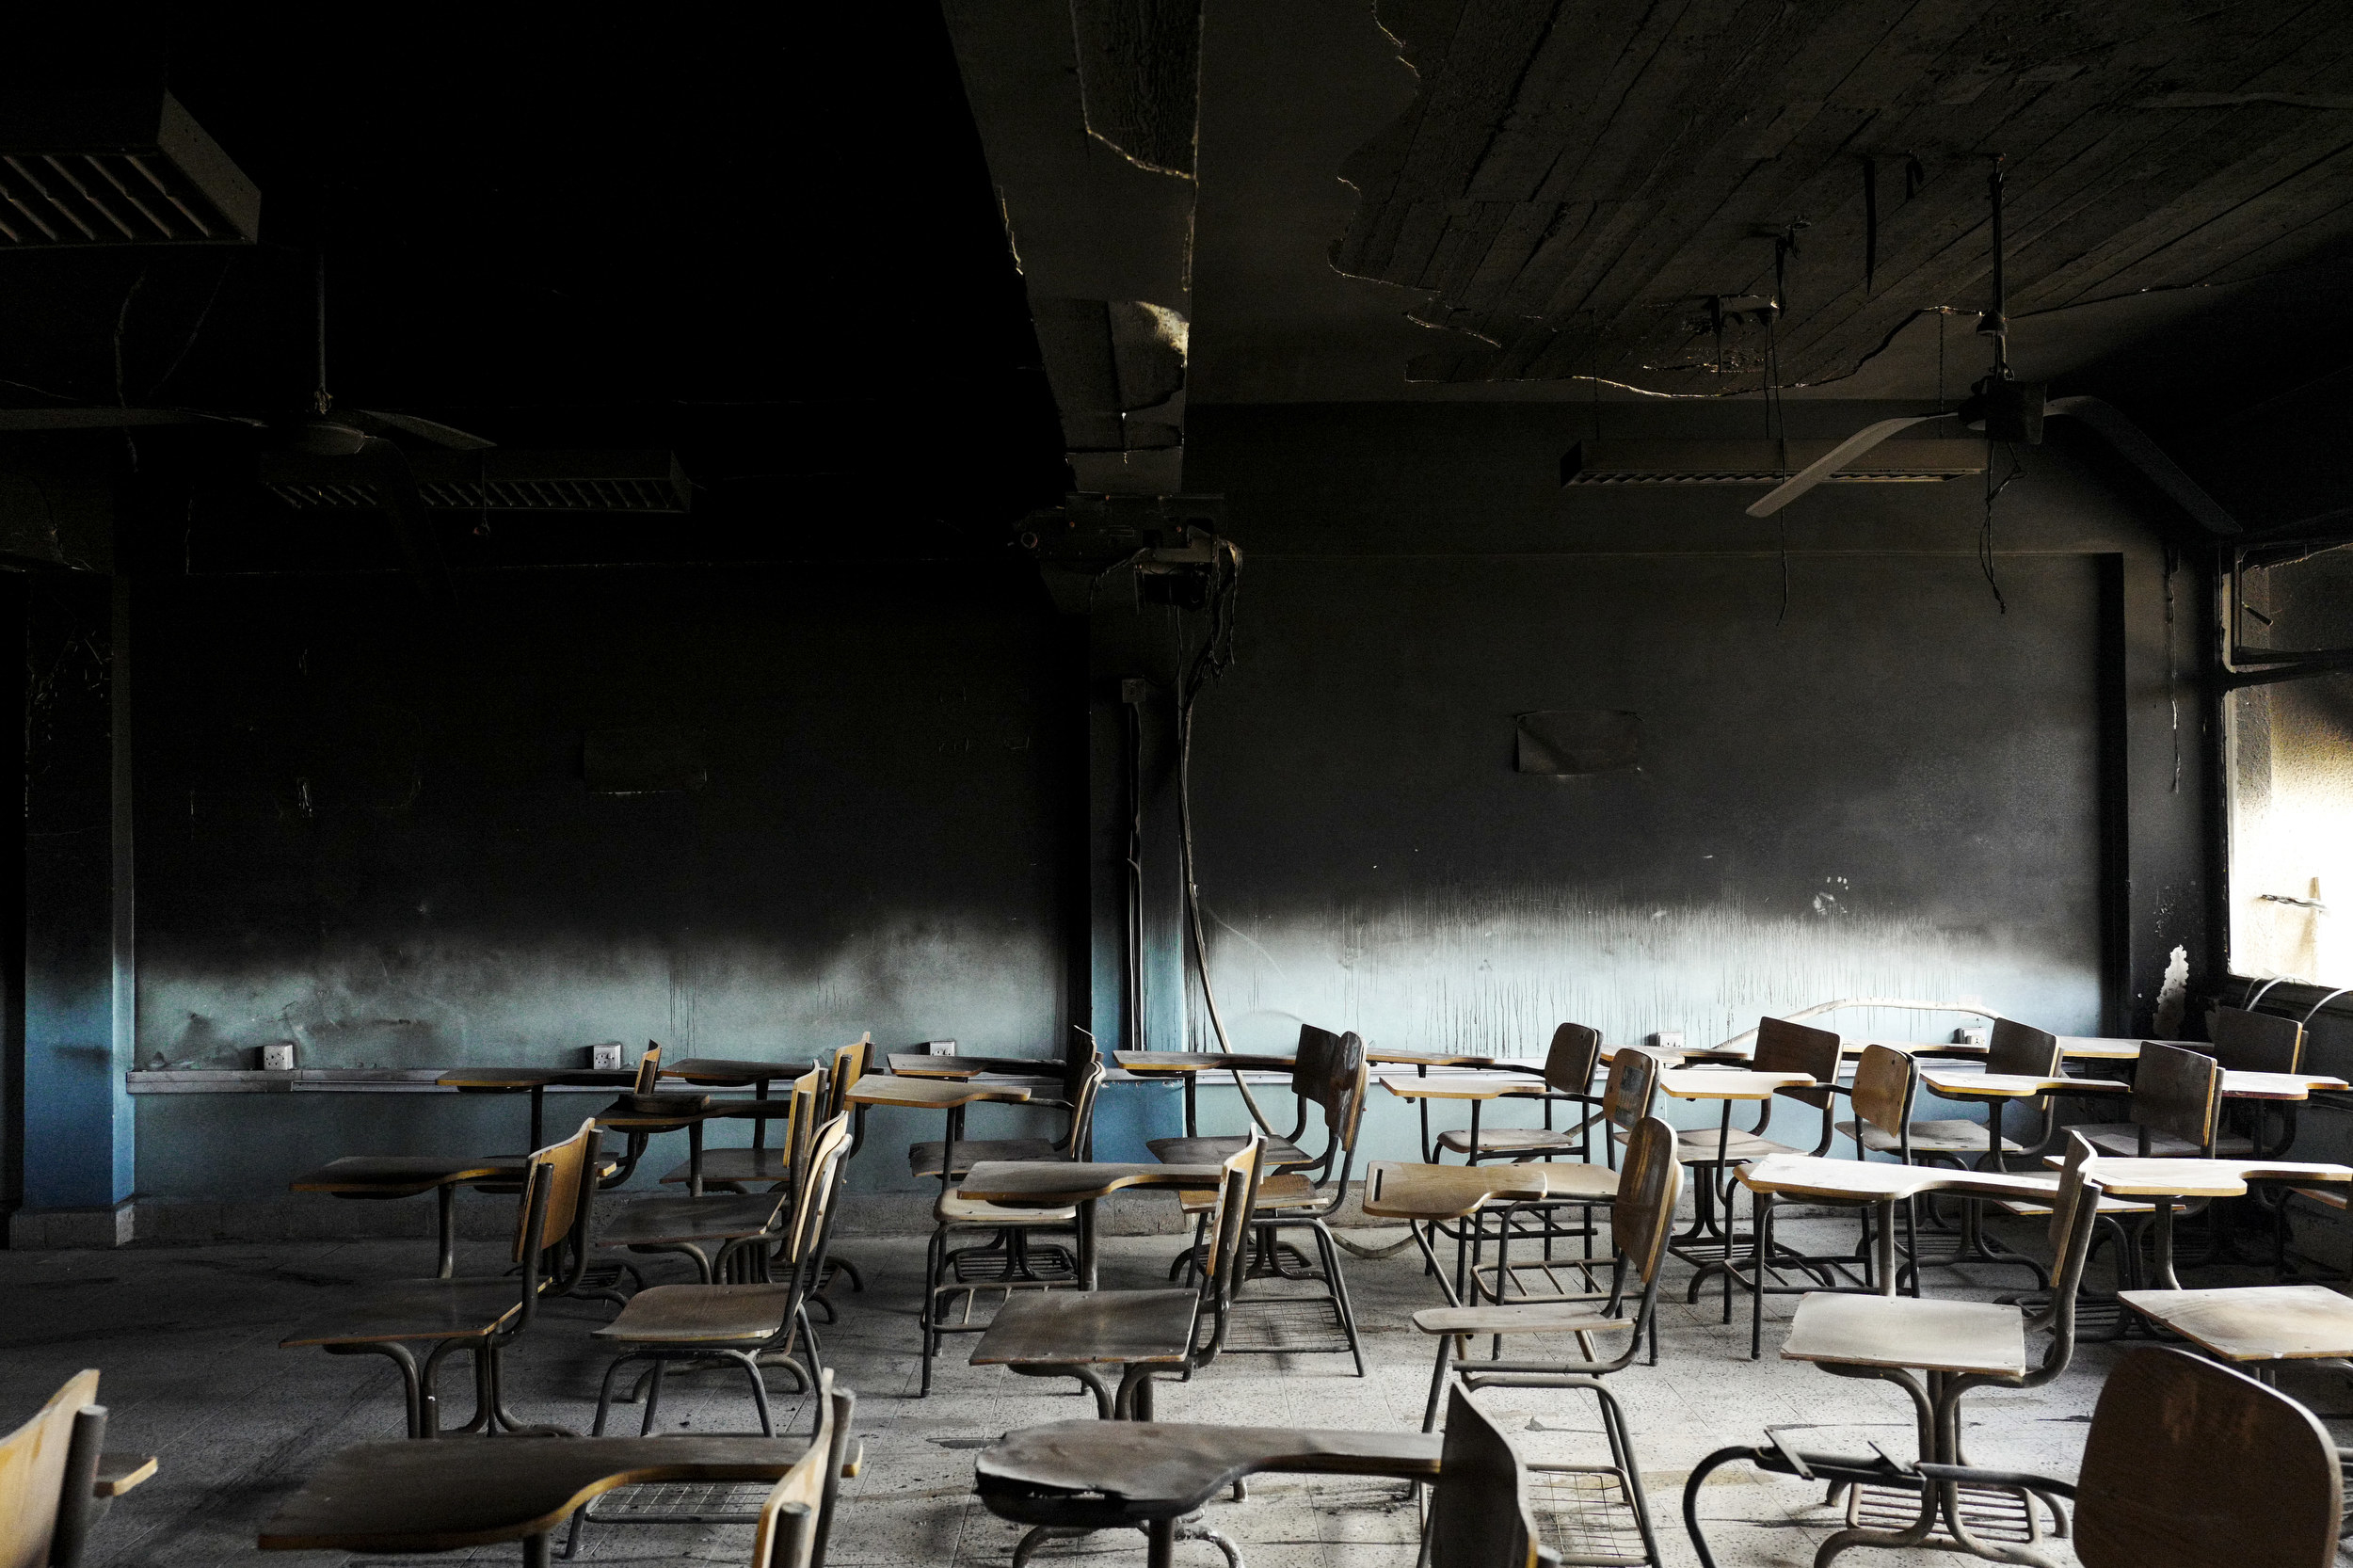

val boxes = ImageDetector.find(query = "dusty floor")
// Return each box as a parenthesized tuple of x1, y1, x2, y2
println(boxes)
(4, 1201, 2345, 1568)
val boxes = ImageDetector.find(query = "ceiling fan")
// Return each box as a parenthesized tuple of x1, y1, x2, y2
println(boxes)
(1746, 157, 2043, 519)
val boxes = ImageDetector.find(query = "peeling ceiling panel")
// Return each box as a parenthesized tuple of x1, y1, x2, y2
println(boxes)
(1330, 0, 2353, 396)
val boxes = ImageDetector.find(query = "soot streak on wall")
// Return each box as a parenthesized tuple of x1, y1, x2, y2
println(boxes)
(133, 561, 1080, 1197)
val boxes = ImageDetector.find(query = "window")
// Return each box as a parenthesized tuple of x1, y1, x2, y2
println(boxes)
(2225, 542, 2353, 987)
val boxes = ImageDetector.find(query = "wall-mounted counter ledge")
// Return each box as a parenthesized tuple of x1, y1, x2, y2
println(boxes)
(126, 1069, 610, 1096)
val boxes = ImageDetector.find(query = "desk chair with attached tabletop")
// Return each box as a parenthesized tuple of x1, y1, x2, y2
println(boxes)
(1174, 1058, 1371, 1374)
(1147, 1024, 1358, 1173)
(592, 1045, 731, 1193)
(971, 1133, 1267, 1420)
(910, 1027, 1101, 1181)
(602, 1067, 824, 1286)
(1737, 1045, 1929, 1357)
(1411, 1113, 1685, 1568)
(664, 1038, 864, 1192)
(2073, 1041, 2227, 1158)
(589, 1113, 852, 1440)
(1684, 1345, 2340, 1568)
(976, 1385, 1552, 1568)
(1, 1370, 157, 1568)
(1869, 1018, 2067, 1167)
(920, 1055, 1108, 1395)
(1438, 1022, 1605, 1163)
(260, 1371, 860, 1568)
(1684, 1131, 2108, 1566)
(281, 1119, 602, 1438)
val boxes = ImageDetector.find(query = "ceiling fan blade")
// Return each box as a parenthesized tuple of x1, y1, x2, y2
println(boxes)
(1744, 412, 1956, 518)
(343, 409, 496, 450)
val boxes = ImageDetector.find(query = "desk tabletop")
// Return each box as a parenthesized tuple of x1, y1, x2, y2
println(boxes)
(258, 1434, 809, 1549)
(664, 1058, 807, 1084)
(1377, 1070, 1548, 1102)
(1920, 1068, 2132, 1099)
(1737, 1154, 2059, 1203)
(845, 1078, 1032, 1110)
(1657, 1067, 1817, 1100)
(2073, 1157, 2353, 1198)
(2222, 1071, 2351, 1101)
(959, 1160, 1224, 1204)
(1112, 1051, 1296, 1074)
(1367, 1048, 1516, 1068)
(2053, 1036, 2206, 1060)
(1360, 1160, 1599, 1220)
(435, 1067, 638, 1090)
(885, 1053, 1062, 1080)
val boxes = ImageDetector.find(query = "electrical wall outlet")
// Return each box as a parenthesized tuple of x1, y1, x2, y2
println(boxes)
(1648, 1031, 1685, 1052)
(1954, 1027, 1989, 1047)
(924, 1039, 959, 1056)
(591, 1043, 626, 1071)
(261, 1044, 296, 1072)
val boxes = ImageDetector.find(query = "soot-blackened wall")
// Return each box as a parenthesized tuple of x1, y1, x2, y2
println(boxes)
(132, 561, 1080, 1197)
(1160, 403, 2201, 1102)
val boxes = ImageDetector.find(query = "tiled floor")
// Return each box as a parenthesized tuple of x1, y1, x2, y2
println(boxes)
(4, 1204, 2345, 1568)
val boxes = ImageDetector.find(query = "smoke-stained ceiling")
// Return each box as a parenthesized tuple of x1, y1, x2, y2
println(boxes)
(949, 0, 2353, 490)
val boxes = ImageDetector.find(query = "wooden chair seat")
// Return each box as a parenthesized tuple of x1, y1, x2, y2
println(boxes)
(971, 1288, 1201, 1368)
(1435, 1125, 1585, 1157)
(1411, 1301, 1632, 1336)
(1846, 1117, 2025, 1156)
(909, 1137, 1059, 1180)
(936, 1191, 1078, 1224)
(976, 1420, 1441, 1527)
(596, 1193, 784, 1248)
(280, 1280, 525, 1348)
(2118, 1284, 2353, 1362)
(1147, 1133, 1312, 1167)
(591, 1282, 797, 1345)
(1659, 1127, 1804, 1164)
(1781, 1292, 2027, 1376)
(661, 1148, 790, 1186)
(2077, 1124, 2255, 1159)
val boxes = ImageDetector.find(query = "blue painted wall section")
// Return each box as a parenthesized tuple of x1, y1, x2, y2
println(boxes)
(24, 572, 135, 1209)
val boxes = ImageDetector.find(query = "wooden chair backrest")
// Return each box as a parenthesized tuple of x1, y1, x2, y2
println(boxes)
(772, 1065, 824, 1188)
(632, 1043, 664, 1096)
(2074, 1348, 2340, 1568)
(1293, 1025, 1363, 1120)
(1197, 1132, 1269, 1308)
(1603, 1048, 1660, 1135)
(1541, 1022, 1603, 1096)
(823, 1035, 870, 1121)
(0, 1369, 98, 1568)
(2131, 1043, 2220, 1153)
(1064, 1055, 1108, 1160)
(782, 1114, 854, 1270)
(1614, 1117, 1686, 1286)
(512, 1119, 600, 1262)
(1848, 1044, 1917, 1144)
(1986, 1018, 2061, 1078)
(749, 1369, 855, 1568)
(1754, 1016, 1842, 1080)
(2211, 1006, 2305, 1076)
(1428, 1385, 1547, 1568)
(1061, 1025, 1100, 1106)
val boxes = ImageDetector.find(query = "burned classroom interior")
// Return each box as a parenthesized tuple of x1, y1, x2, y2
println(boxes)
(4, 4, 2353, 1568)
